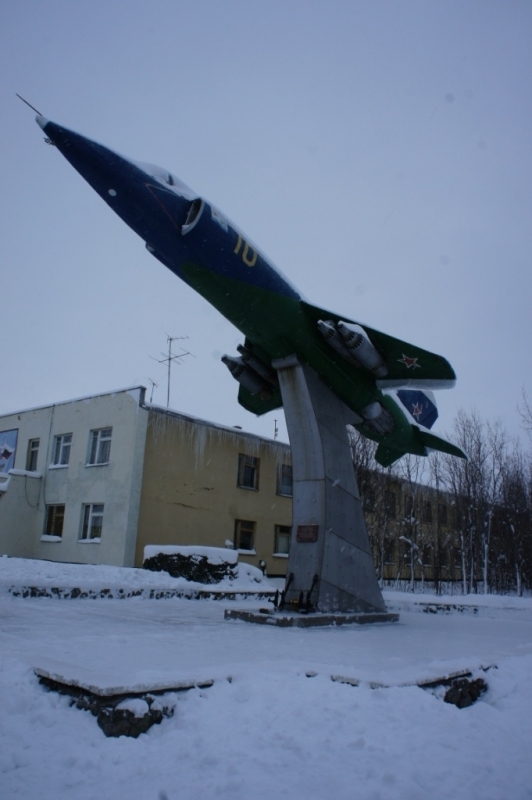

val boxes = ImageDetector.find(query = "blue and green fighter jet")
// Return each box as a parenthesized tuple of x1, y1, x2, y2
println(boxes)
(34, 116, 465, 467)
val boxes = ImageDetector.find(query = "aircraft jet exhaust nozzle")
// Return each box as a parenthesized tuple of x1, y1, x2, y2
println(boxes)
(222, 355, 273, 400)
(361, 401, 382, 420)
(361, 401, 395, 435)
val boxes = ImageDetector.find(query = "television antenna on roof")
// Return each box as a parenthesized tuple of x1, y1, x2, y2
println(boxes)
(146, 378, 159, 404)
(150, 334, 195, 408)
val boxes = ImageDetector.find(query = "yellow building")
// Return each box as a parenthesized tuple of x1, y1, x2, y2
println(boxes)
(0, 385, 465, 585)
(135, 406, 293, 574)
(0, 387, 292, 576)
(358, 472, 462, 586)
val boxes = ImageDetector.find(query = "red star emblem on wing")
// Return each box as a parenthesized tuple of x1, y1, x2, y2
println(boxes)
(398, 354, 421, 369)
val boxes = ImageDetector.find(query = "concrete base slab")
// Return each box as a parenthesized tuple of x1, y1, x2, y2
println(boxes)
(330, 666, 494, 690)
(34, 660, 218, 698)
(224, 609, 399, 627)
(11, 586, 276, 601)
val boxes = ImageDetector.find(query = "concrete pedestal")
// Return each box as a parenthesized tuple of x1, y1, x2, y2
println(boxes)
(273, 356, 388, 615)
(224, 609, 398, 627)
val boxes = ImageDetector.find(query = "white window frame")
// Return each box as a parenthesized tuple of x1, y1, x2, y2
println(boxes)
(80, 503, 104, 541)
(234, 519, 255, 552)
(42, 504, 65, 540)
(276, 464, 293, 497)
(51, 433, 72, 467)
(237, 454, 259, 490)
(273, 524, 291, 556)
(26, 438, 40, 472)
(87, 428, 112, 466)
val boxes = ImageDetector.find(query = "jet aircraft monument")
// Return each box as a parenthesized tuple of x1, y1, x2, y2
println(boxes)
(31, 115, 465, 615)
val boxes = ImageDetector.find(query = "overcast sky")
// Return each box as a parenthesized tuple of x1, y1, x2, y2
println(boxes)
(1, 0, 531, 446)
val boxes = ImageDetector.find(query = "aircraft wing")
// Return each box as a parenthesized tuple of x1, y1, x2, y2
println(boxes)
(237, 384, 283, 416)
(301, 300, 456, 389)
(235, 337, 283, 416)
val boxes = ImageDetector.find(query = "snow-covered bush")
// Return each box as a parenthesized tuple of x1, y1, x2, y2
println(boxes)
(143, 545, 238, 584)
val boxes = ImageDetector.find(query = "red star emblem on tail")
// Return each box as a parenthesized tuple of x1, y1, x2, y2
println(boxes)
(411, 402, 423, 420)
(398, 354, 421, 369)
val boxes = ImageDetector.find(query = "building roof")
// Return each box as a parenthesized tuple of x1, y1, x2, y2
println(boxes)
(145, 402, 289, 449)
(0, 386, 290, 450)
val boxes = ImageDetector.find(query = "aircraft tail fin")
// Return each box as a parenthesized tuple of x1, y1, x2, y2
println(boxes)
(416, 429, 467, 460)
(375, 428, 466, 468)
(396, 389, 438, 429)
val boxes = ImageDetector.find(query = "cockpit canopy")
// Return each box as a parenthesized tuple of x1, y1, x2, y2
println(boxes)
(130, 159, 198, 201)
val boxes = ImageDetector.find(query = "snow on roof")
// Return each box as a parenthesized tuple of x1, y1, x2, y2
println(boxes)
(0, 386, 147, 419)
(0, 387, 288, 450)
(144, 402, 290, 448)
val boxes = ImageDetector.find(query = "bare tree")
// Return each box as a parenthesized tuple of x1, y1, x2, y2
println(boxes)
(498, 444, 532, 596)
(441, 410, 492, 593)
(427, 451, 448, 595)
(395, 454, 430, 592)
(517, 389, 532, 442)
(349, 405, 531, 597)
(347, 426, 397, 584)
(481, 421, 507, 593)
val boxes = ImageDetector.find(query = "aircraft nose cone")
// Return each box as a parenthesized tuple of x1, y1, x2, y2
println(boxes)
(36, 115, 50, 131)
(34, 117, 79, 152)
(33, 118, 123, 179)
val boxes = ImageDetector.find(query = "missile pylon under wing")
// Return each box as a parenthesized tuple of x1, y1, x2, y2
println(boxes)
(32, 116, 465, 467)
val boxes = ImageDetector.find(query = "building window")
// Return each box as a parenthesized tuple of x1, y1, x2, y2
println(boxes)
(274, 525, 291, 555)
(44, 504, 65, 537)
(384, 490, 396, 519)
(52, 433, 72, 466)
(237, 454, 259, 490)
(26, 439, 40, 471)
(87, 428, 112, 466)
(80, 504, 104, 540)
(234, 519, 255, 551)
(399, 538, 410, 561)
(363, 488, 375, 513)
(422, 502, 433, 523)
(404, 495, 415, 518)
(277, 464, 293, 496)
(384, 539, 395, 565)
(438, 503, 448, 526)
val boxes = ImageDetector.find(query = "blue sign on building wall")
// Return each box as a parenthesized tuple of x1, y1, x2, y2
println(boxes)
(0, 429, 18, 473)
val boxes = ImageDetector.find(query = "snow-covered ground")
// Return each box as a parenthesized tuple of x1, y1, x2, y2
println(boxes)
(1, 558, 532, 799)
(0, 553, 271, 597)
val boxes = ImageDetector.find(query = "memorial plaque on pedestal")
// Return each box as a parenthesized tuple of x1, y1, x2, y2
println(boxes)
(296, 525, 319, 543)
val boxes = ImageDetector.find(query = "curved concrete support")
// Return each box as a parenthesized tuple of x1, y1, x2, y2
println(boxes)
(273, 355, 387, 614)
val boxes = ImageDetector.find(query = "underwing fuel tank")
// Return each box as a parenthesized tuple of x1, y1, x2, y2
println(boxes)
(221, 355, 273, 401)
(237, 345, 278, 386)
(317, 319, 388, 377)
